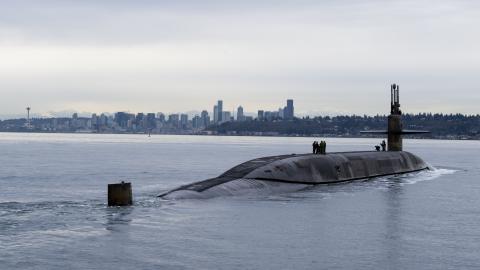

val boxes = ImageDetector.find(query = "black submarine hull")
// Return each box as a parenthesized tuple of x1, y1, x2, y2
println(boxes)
(159, 151, 429, 199)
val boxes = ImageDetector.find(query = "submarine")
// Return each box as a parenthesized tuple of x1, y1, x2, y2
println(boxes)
(159, 84, 430, 199)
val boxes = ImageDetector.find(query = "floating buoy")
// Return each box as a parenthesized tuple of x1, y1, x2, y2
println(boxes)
(108, 181, 133, 206)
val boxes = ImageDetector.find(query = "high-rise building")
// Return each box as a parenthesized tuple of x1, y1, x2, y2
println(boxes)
(222, 111, 231, 123)
(257, 110, 264, 121)
(168, 114, 180, 128)
(146, 113, 156, 129)
(157, 112, 165, 123)
(264, 111, 279, 121)
(135, 113, 145, 129)
(285, 99, 294, 120)
(99, 113, 108, 127)
(213, 105, 218, 123)
(107, 115, 115, 128)
(91, 114, 98, 130)
(180, 114, 188, 129)
(114, 112, 130, 128)
(52, 118, 58, 130)
(237, 106, 244, 121)
(192, 115, 202, 129)
(278, 108, 284, 119)
(217, 100, 223, 122)
(201, 110, 210, 127)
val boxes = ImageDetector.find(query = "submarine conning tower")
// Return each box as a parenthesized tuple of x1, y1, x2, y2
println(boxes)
(388, 84, 402, 151)
(361, 84, 429, 151)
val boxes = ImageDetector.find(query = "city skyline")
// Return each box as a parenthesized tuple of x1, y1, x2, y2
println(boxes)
(0, 99, 299, 134)
(2, 99, 293, 120)
(8, 99, 296, 120)
(1, 1, 479, 118)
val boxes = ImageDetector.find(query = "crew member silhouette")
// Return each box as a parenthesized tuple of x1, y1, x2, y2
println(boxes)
(380, 140, 387, 151)
(312, 141, 318, 154)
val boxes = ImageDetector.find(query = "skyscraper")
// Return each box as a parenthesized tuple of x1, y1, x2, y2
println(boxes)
(156, 112, 165, 123)
(168, 114, 180, 128)
(114, 112, 130, 128)
(278, 108, 284, 119)
(146, 113, 156, 129)
(217, 100, 223, 123)
(180, 114, 188, 129)
(91, 113, 98, 130)
(192, 115, 202, 129)
(213, 105, 218, 123)
(201, 110, 210, 127)
(257, 110, 264, 121)
(285, 99, 294, 120)
(222, 111, 231, 122)
(237, 106, 244, 121)
(135, 113, 145, 128)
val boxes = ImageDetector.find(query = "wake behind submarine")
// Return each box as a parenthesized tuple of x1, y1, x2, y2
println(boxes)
(159, 84, 430, 199)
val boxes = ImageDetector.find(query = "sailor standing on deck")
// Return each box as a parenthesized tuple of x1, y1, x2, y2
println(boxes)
(381, 140, 387, 151)
(319, 140, 326, 155)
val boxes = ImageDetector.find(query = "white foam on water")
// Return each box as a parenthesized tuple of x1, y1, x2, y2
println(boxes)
(40, 227, 109, 238)
(397, 167, 457, 186)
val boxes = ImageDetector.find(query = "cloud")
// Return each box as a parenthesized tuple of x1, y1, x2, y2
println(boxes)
(0, 0, 479, 118)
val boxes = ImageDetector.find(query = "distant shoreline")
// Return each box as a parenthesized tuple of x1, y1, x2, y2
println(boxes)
(0, 131, 476, 141)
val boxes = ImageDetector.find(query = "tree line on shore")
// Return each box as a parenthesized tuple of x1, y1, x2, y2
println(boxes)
(209, 113, 480, 139)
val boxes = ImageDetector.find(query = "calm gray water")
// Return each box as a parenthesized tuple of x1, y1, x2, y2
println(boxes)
(0, 133, 478, 270)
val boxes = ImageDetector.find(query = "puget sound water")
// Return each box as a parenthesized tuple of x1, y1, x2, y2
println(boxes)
(0, 133, 479, 270)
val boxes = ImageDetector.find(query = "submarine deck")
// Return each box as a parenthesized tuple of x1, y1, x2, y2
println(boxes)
(159, 151, 428, 197)
(162, 153, 298, 195)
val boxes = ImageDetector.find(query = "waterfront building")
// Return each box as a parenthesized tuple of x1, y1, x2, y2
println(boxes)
(217, 100, 223, 123)
(127, 119, 134, 129)
(278, 108, 284, 119)
(71, 113, 79, 129)
(222, 111, 231, 123)
(157, 113, 165, 123)
(114, 112, 130, 128)
(135, 113, 144, 129)
(99, 114, 107, 127)
(237, 106, 244, 121)
(91, 114, 98, 129)
(213, 105, 218, 123)
(257, 110, 264, 121)
(192, 115, 202, 129)
(284, 99, 294, 120)
(146, 113, 156, 129)
(168, 114, 180, 128)
(264, 111, 280, 121)
(201, 110, 210, 127)
(180, 114, 188, 129)
(52, 118, 58, 130)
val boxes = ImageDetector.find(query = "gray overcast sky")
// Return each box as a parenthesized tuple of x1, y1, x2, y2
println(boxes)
(0, 0, 479, 118)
